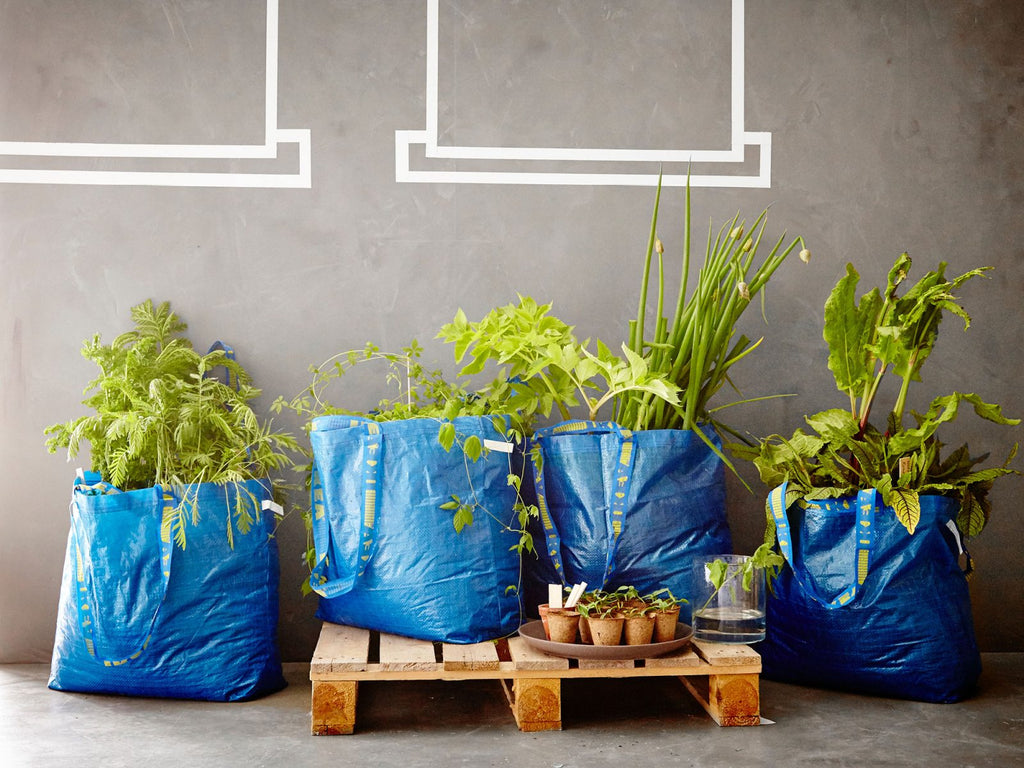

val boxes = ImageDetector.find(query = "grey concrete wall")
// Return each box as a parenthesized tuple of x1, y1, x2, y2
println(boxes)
(2, 0, 1022, 663)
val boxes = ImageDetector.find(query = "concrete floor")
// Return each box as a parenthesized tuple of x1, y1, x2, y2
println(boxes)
(1, 656, 1022, 768)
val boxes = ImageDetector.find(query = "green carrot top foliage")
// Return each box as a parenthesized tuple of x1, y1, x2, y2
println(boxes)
(45, 300, 299, 547)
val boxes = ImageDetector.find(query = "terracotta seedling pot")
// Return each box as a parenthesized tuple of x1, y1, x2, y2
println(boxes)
(653, 607, 681, 643)
(624, 613, 656, 645)
(538, 604, 551, 640)
(578, 615, 593, 644)
(588, 614, 625, 646)
(546, 609, 580, 644)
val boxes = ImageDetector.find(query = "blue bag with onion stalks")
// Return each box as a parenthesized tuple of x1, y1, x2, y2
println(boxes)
(524, 421, 732, 610)
(48, 474, 286, 701)
(308, 415, 523, 643)
(759, 483, 981, 702)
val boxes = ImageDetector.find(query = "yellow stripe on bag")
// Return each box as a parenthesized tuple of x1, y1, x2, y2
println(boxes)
(364, 489, 377, 528)
(858, 549, 870, 585)
(314, 485, 325, 520)
(618, 441, 633, 466)
(537, 492, 552, 528)
(553, 421, 590, 433)
(160, 493, 174, 545)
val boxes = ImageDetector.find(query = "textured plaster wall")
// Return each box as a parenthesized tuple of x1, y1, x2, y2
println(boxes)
(2, 0, 1022, 662)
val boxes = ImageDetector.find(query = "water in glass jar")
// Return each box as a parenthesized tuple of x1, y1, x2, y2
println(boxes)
(693, 606, 766, 644)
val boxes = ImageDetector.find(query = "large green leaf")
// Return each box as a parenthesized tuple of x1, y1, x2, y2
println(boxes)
(804, 409, 860, 443)
(889, 487, 921, 535)
(957, 487, 989, 537)
(824, 264, 877, 396)
(889, 392, 1021, 454)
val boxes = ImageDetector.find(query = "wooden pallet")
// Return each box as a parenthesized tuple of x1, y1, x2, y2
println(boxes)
(309, 622, 762, 734)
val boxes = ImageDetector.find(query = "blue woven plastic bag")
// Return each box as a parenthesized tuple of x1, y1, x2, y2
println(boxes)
(49, 475, 286, 701)
(525, 422, 732, 607)
(759, 483, 981, 702)
(308, 415, 523, 643)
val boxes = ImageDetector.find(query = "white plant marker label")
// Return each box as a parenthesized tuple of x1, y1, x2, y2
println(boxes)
(548, 584, 563, 610)
(564, 582, 587, 609)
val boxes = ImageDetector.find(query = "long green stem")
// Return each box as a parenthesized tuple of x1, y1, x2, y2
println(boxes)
(892, 351, 918, 427)
(633, 176, 663, 354)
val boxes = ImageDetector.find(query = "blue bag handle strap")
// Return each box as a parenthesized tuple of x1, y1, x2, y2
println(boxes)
(768, 482, 876, 609)
(69, 479, 174, 665)
(206, 341, 240, 390)
(308, 418, 383, 598)
(531, 421, 637, 588)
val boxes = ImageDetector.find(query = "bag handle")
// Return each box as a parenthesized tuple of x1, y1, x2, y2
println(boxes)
(768, 482, 877, 609)
(69, 478, 175, 665)
(531, 421, 637, 588)
(308, 417, 383, 598)
(206, 341, 240, 390)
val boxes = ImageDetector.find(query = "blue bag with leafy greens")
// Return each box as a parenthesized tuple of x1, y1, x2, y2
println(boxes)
(759, 483, 980, 703)
(48, 474, 286, 701)
(308, 415, 523, 643)
(524, 421, 732, 610)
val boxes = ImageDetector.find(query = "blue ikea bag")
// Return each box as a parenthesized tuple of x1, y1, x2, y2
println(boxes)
(49, 475, 286, 701)
(525, 421, 732, 608)
(759, 483, 981, 703)
(308, 415, 523, 643)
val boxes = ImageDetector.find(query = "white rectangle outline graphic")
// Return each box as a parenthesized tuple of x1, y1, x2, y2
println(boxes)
(396, 0, 769, 187)
(0, 0, 310, 188)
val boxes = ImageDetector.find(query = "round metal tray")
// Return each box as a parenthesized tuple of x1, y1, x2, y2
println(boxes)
(517, 619, 693, 660)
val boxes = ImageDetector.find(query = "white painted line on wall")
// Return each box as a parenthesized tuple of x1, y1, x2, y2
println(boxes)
(397, 0, 770, 187)
(0, 0, 311, 188)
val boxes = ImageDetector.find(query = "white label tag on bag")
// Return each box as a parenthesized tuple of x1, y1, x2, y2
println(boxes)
(483, 439, 514, 454)
(262, 500, 285, 517)
(946, 519, 964, 555)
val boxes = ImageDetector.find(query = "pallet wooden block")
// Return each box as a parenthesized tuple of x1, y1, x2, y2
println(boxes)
(308, 622, 762, 734)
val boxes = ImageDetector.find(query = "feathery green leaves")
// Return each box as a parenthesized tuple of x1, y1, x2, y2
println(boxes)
(45, 300, 299, 547)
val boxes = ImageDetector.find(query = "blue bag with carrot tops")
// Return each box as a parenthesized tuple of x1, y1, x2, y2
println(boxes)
(49, 474, 286, 701)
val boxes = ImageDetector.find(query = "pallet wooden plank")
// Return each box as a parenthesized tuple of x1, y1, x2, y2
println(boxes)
(644, 644, 702, 669)
(378, 632, 439, 671)
(506, 637, 570, 671)
(443, 640, 501, 671)
(692, 639, 762, 668)
(310, 623, 370, 675)
(577, 657, 635, 670)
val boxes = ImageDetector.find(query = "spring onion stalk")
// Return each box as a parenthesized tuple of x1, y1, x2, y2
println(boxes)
(615, 175, 807, 437)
